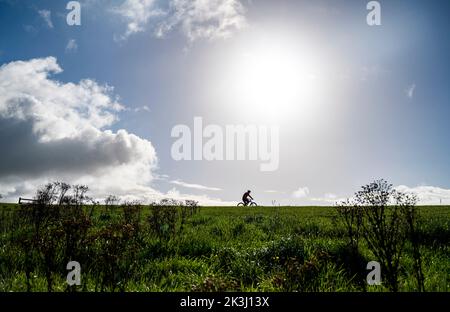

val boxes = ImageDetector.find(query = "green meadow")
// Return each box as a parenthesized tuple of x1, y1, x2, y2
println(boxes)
(0, 204, 448, 292)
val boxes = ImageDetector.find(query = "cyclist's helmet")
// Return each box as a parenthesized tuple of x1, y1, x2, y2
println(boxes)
(247, 190, 251, 193)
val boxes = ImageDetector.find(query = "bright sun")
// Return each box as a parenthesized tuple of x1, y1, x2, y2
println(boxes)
(225, 35, 322, 122)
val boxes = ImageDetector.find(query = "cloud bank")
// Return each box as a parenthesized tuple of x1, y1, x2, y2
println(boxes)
(0, 57, 226, 205)
(170, 179, 221, 191)
(292, 186, 310, 198)
(38, 9, 53, 28)
(406, 83, 416, 99)
(395, 185, 450, 205)
(113, 0, 247, 42)
(65, 39, 78, 53)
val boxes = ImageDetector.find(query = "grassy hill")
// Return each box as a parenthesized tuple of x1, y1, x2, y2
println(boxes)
(0, 204, 448, 291)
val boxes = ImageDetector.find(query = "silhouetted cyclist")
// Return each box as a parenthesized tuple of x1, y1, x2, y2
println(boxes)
(242, 190, 253, 206)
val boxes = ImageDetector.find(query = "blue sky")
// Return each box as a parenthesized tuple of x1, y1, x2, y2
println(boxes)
(0, 0, 449, 205)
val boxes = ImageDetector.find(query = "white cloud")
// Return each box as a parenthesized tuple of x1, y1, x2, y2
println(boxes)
(309, 193, 346, 205)
(165, 187, 233, 206)
(0, 57, 123, 142)
(154, 173, 170, 180)
(395, 185, 450, 205)
(0, 57, 229, 206)
(134, 105, 150, 112)
(309, 186, 450, 206)
(292, 186, 310, 198)
(0, 57, 155, 195)
(38, 9, 54, 28)
(265, 190, 287, 195)
(170, 179, 221, 191)
(325, 193, 337, 199)
(65, 39, 78, 53)
(114, 0, 247, 42)
(160, 0, 247, 42)
(112, 0, 165, 40)
(405, 83, 416, 99)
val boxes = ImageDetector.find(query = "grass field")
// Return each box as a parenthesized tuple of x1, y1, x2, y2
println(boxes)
(0, 203, 449, 292)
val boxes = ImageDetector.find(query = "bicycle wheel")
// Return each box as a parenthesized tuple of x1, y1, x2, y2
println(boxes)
(237, 202, 244, 206)
(250, 202, 257, 207)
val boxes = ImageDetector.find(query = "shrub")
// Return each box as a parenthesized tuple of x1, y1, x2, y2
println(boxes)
(336, 179, 425, 292)
(148, 201, 179, 239)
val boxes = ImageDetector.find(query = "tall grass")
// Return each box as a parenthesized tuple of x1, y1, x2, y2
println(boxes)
(0, 184, 448, 292)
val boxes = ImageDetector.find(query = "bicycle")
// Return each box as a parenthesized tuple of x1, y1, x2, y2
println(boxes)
(237, 199, 257, 207)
